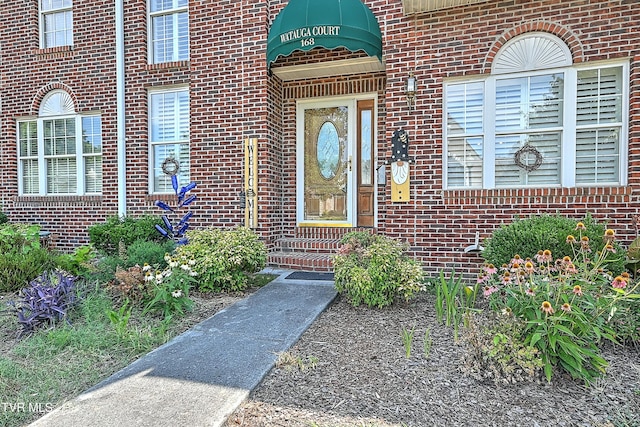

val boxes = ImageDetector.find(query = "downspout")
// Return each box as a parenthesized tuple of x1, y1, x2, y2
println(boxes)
(115, 0, 127, 217)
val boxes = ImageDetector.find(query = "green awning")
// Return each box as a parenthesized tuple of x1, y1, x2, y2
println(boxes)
(267, 0, 383, 71)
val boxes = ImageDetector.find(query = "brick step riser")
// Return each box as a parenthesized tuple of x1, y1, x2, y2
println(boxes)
(267, 252, 333, 272)
(277, 238, 341, 253)
(293, 227, 376, 240)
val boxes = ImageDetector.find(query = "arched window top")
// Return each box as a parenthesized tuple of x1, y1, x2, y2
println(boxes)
(39, 90, 76, 116)
(492, 32, 572, 75)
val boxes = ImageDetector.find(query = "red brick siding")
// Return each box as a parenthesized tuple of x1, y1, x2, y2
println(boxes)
(0, 0, 638, 280)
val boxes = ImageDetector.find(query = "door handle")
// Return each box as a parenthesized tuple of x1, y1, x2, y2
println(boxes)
(348, 155, 352, 172)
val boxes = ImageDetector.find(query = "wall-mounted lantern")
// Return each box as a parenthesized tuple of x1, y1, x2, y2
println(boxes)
(406, 73, 417, 111)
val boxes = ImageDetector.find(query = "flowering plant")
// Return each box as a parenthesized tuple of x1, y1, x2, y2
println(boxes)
(478, 224, 640, 384)
(142, 253, 197, 319)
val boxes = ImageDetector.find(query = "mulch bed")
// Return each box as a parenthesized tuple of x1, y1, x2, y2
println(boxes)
(226, 292, 640, 427)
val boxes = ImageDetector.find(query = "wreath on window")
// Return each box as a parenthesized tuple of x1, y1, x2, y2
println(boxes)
(161, 157, 180, 176)
(514, 144, 543, 172)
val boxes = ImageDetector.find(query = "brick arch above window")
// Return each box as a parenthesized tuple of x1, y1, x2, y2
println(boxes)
(30, 82, 78, 116)
(483, 22, 584, 74)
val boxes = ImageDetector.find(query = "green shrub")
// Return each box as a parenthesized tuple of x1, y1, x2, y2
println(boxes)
(126, 239, 175, 268)
(175, 226, 267, 292)
(54, 246, 96, 278)
(0, 249, 58, 293)
(482, 214, 625, 275)
(333, 232, 425, 308)
(0, 223, 60, 293)
(0, 212, 8, 225)
(0, 223, 42, 254)
(88, 215, 165, 256)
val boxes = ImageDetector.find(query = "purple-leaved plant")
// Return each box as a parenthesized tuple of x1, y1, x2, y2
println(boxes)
(8, 270, 77, 337)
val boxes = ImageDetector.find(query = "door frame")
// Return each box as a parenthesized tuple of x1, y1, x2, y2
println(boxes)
(296, 94, 378, 227)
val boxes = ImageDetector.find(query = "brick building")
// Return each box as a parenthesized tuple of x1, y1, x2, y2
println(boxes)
(1, 0, 638, 276)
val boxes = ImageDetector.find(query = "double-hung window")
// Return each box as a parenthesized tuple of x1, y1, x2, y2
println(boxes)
(40, 0, 73, 48)
(149, 87, 190, 193)
(149, 0, 189, 64)
(18, 91, 102, 195)
(444, 33, 627, 190)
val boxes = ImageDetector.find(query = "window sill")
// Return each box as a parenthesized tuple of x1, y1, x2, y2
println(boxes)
(442, 186, 632, 204)
(34, 45, 73, 59)
(146, 61, 190, 71)
(15, 195, 103, 207)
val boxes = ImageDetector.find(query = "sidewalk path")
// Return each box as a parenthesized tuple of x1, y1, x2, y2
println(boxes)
(30, 270, 337, 427)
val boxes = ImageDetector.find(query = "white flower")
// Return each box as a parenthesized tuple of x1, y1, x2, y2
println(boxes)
(142, 263, 152, 272)
(144, 271, 153, 282)
(189, 270, 198, 277)
(164, 253, 172, 262)
(169, 261, 178, 268)
(188, 258, 196, 266)
(171, 290, 183, 298)
(163, 270, 173, 278)
(181, 263, 190, 271)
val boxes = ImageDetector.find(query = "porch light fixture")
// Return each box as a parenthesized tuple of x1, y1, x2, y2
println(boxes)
(406, 73, 417, 111)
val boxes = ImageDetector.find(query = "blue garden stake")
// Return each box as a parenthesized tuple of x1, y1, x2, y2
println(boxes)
(154, 157, 196, 245)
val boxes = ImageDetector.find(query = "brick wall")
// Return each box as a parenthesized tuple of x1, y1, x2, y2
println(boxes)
(1, 0, 638, 280)
(379, 0, 640, 276)
(271, 0, 640, 276)
(0, 0, 119, 251)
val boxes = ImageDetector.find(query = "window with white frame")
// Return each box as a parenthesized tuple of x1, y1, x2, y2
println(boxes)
(444, 33, 627, 190)
(40, 0, 73, 48)
(18, 91, 102, 195)
(149, 0, 189, 64)
(149, 87, 190, 193)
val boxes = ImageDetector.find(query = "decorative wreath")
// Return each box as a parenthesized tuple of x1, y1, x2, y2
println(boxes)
(161, 157, 180, 176)
(514, 144, 543, 172)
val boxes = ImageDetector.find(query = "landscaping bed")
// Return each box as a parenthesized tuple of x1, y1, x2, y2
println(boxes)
(226, 292, 640, 427)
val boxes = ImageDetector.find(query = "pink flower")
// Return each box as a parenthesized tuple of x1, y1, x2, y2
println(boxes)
(541, 301, 554, 314)
(564, 262, 577, 274)
(604, 228, 615, 244)
(525, 288, 535, 296)
(561, 303, 571, 313)
(477, 274, 489, 284)
(501, 272, 512, 286)
(483, 286, 498, 297)
(611, 276, 628, 289)
(573, 285, 583, 296)
(524, 261, 535, 274)
(483, 264, 497, 275)
(580, 236, 591, 252)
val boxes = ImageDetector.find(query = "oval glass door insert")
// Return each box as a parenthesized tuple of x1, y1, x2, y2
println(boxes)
(317, 121, 340, 179)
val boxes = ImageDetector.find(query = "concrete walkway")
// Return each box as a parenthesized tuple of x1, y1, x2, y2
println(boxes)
(30, 270, 337, 427)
